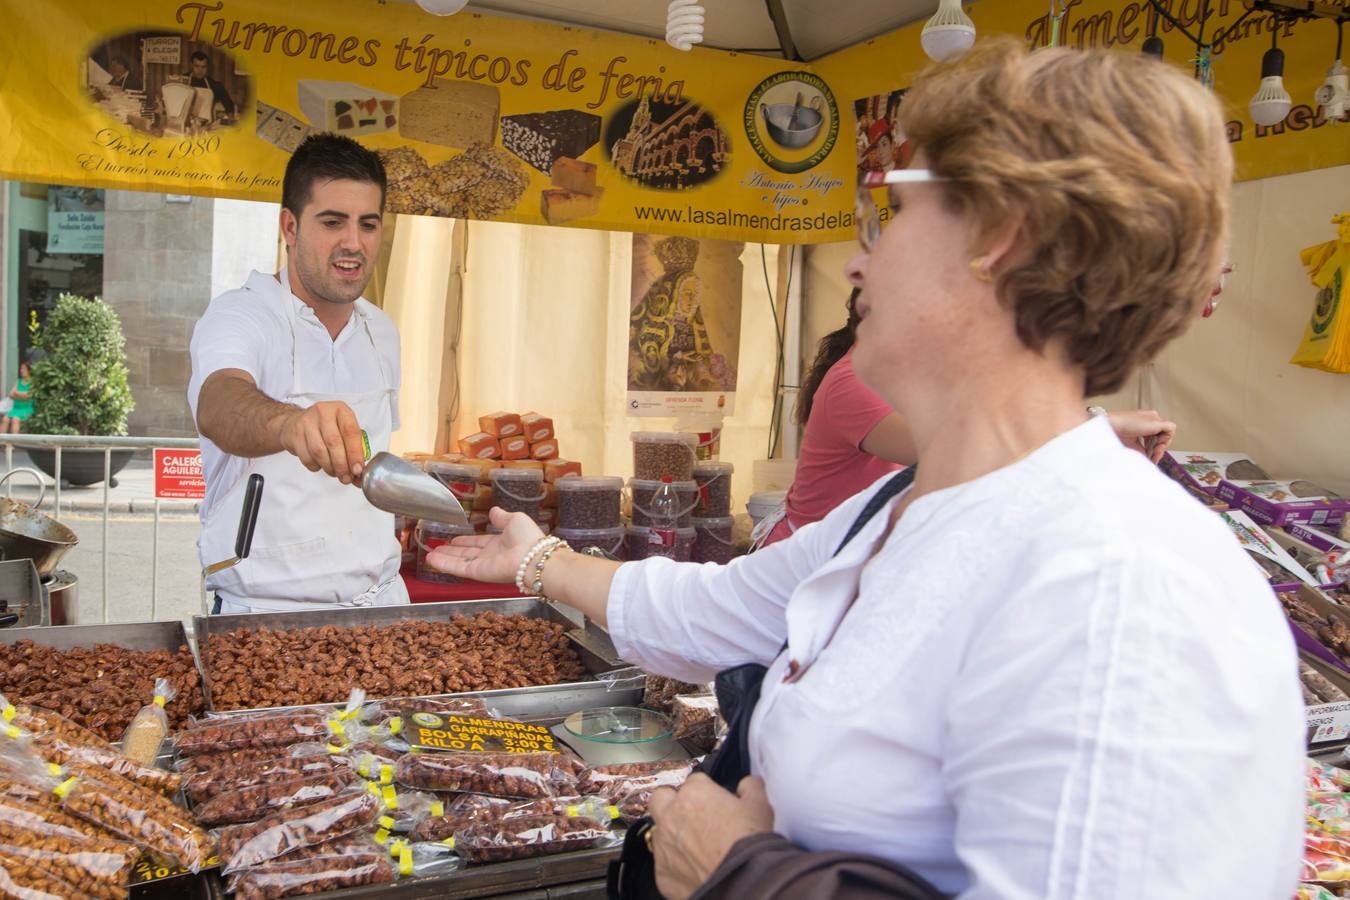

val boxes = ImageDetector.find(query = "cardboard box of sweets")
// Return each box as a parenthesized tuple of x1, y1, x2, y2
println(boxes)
(1219, 510, 1320, 589)
(1160, 451, 1268, 495)
(1216, 479, 1350, 527)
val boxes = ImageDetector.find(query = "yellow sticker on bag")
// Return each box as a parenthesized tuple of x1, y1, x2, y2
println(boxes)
(399, 846, 413, 876)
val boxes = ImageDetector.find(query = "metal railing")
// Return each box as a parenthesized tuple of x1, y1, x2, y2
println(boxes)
(0, 434, 199, 623)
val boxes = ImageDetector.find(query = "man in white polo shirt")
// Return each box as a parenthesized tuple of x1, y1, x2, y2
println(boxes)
(188, 132, 407, 614)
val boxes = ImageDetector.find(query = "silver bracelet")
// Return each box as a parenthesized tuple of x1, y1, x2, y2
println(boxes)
(515, 536, 559, 594)
(531, 540, 571, 602)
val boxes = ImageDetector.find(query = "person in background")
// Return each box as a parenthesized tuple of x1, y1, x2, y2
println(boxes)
(107, 55, 141, 92)
(2, 360, 34, 434)
(189, 133, 405, 615)
(429, 38, 1302, 899)
(754, 287, 1181, 547)
(184, 50, 235, 119)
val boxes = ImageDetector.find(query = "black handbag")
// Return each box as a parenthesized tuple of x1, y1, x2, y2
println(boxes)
(608, 468, 917, 900)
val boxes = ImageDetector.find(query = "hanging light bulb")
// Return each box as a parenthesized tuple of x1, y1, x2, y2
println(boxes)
(415, 0, 469, 15)
(921, 0, 976, 62)
(1249, 45, 1292, 127)
(666, 0, 705, 52)
(1316, 21, 1348, 123)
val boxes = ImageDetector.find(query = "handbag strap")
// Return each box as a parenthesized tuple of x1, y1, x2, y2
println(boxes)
(833, 466, 916, 557)
(772, 466, 919, 658)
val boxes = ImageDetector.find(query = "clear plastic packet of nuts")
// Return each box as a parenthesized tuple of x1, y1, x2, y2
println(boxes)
(179, 746, 353, 805)
(173, 710, 332, 757)
(365, 782, 445, 834)
(0, 833, 136, 900)
(671, 694, 722, 754)
(575, 759, 696, 797)
(497, 794, 617, 825)
(394, 750, 580, 800)
(230, 850, 397, 900)
(641, 674, 708, 716)
(22, 724, 182, 797)
(0, 692, 117, 754)
(0, 729, 213, 872)
(190, 769, 362, 828)
(446, 813, 620, 864)
(0, 854, 85, 899)
(222, 832, 385, 895)
(216, 783, 385, 874)
(120, 678, 176, 767)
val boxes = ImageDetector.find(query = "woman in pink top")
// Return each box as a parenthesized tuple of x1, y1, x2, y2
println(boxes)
(758, 289, 1180, 546)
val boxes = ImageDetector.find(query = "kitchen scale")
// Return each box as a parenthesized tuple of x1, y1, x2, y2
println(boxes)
(551, 706, 689, 767)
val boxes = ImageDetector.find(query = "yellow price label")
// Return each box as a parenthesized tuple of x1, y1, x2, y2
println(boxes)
(1, 704, 15, 722)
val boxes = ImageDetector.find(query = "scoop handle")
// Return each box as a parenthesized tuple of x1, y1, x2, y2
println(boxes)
(235, 474, 264, 560)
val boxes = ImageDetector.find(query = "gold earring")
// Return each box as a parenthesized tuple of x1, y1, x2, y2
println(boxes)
(969, 258, 993, 282)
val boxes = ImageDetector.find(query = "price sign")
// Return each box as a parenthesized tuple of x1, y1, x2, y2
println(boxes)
(129, 854, 219, 884)
(404, 712, 557, 753)
(1308, 701, 1350, 743)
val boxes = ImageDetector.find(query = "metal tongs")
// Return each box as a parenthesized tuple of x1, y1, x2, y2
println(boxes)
(204, 474, 264, 576)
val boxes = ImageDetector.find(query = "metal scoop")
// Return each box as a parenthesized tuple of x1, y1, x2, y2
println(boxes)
(361, 452, 471, 529)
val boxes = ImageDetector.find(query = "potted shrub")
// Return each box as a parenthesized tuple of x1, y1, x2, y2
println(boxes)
(26, 293, 136, 486)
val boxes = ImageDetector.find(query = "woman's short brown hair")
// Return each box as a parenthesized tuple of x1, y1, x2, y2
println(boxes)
(899, 37, 1232, 396)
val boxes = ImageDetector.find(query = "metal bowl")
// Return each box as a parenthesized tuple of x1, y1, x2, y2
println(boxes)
(760, 99, 824, 148)
(0, 498, 78, 576)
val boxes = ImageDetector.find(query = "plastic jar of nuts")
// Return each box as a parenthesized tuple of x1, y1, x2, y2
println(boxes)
(416, 520, 475, 583)
(691, 461, 734, 517)
(553, 525, 627, 560)
(627, 525, 696, 561)
(555, 476, 623, 530)
(489, 468, 546, 520)
(691, 516, 736, 564)
(425, 461, 482, 504)
(631, 432, 698, 481)
(395, 515, 416, 567)
(629, 478, 698, 528)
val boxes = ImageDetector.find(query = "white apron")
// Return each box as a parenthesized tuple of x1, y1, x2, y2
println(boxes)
(202, 282, 408, 614)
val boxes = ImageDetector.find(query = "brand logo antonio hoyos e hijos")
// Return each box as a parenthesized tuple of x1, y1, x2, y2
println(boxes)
(743, 70, 839, 175)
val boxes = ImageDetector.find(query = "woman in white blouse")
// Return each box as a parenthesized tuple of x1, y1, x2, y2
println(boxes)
(431, 38, 1304, 900)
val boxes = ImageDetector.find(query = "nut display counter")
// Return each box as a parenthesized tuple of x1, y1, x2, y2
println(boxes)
(0, 602, 709, 900)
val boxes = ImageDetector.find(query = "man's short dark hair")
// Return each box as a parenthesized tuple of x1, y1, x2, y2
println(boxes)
(281, 132, 387, 217)
(190, 50, 209, 64)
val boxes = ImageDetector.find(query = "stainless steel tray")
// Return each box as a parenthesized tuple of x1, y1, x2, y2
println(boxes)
(0, 618, 193, 652)
(277, 847, 617, 898)
(194, 599, 639, 716)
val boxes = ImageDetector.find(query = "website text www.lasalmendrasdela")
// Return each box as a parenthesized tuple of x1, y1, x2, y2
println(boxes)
(633, 205, 855, 232)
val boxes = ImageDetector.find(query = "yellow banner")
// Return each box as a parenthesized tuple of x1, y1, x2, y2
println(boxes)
(0, 0, 860, 243)
(0, 0, 1345, 245)
(819, 0, 1350, 186)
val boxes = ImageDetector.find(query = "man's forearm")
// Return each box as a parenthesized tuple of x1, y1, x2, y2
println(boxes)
(197, 371, 298, 458)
